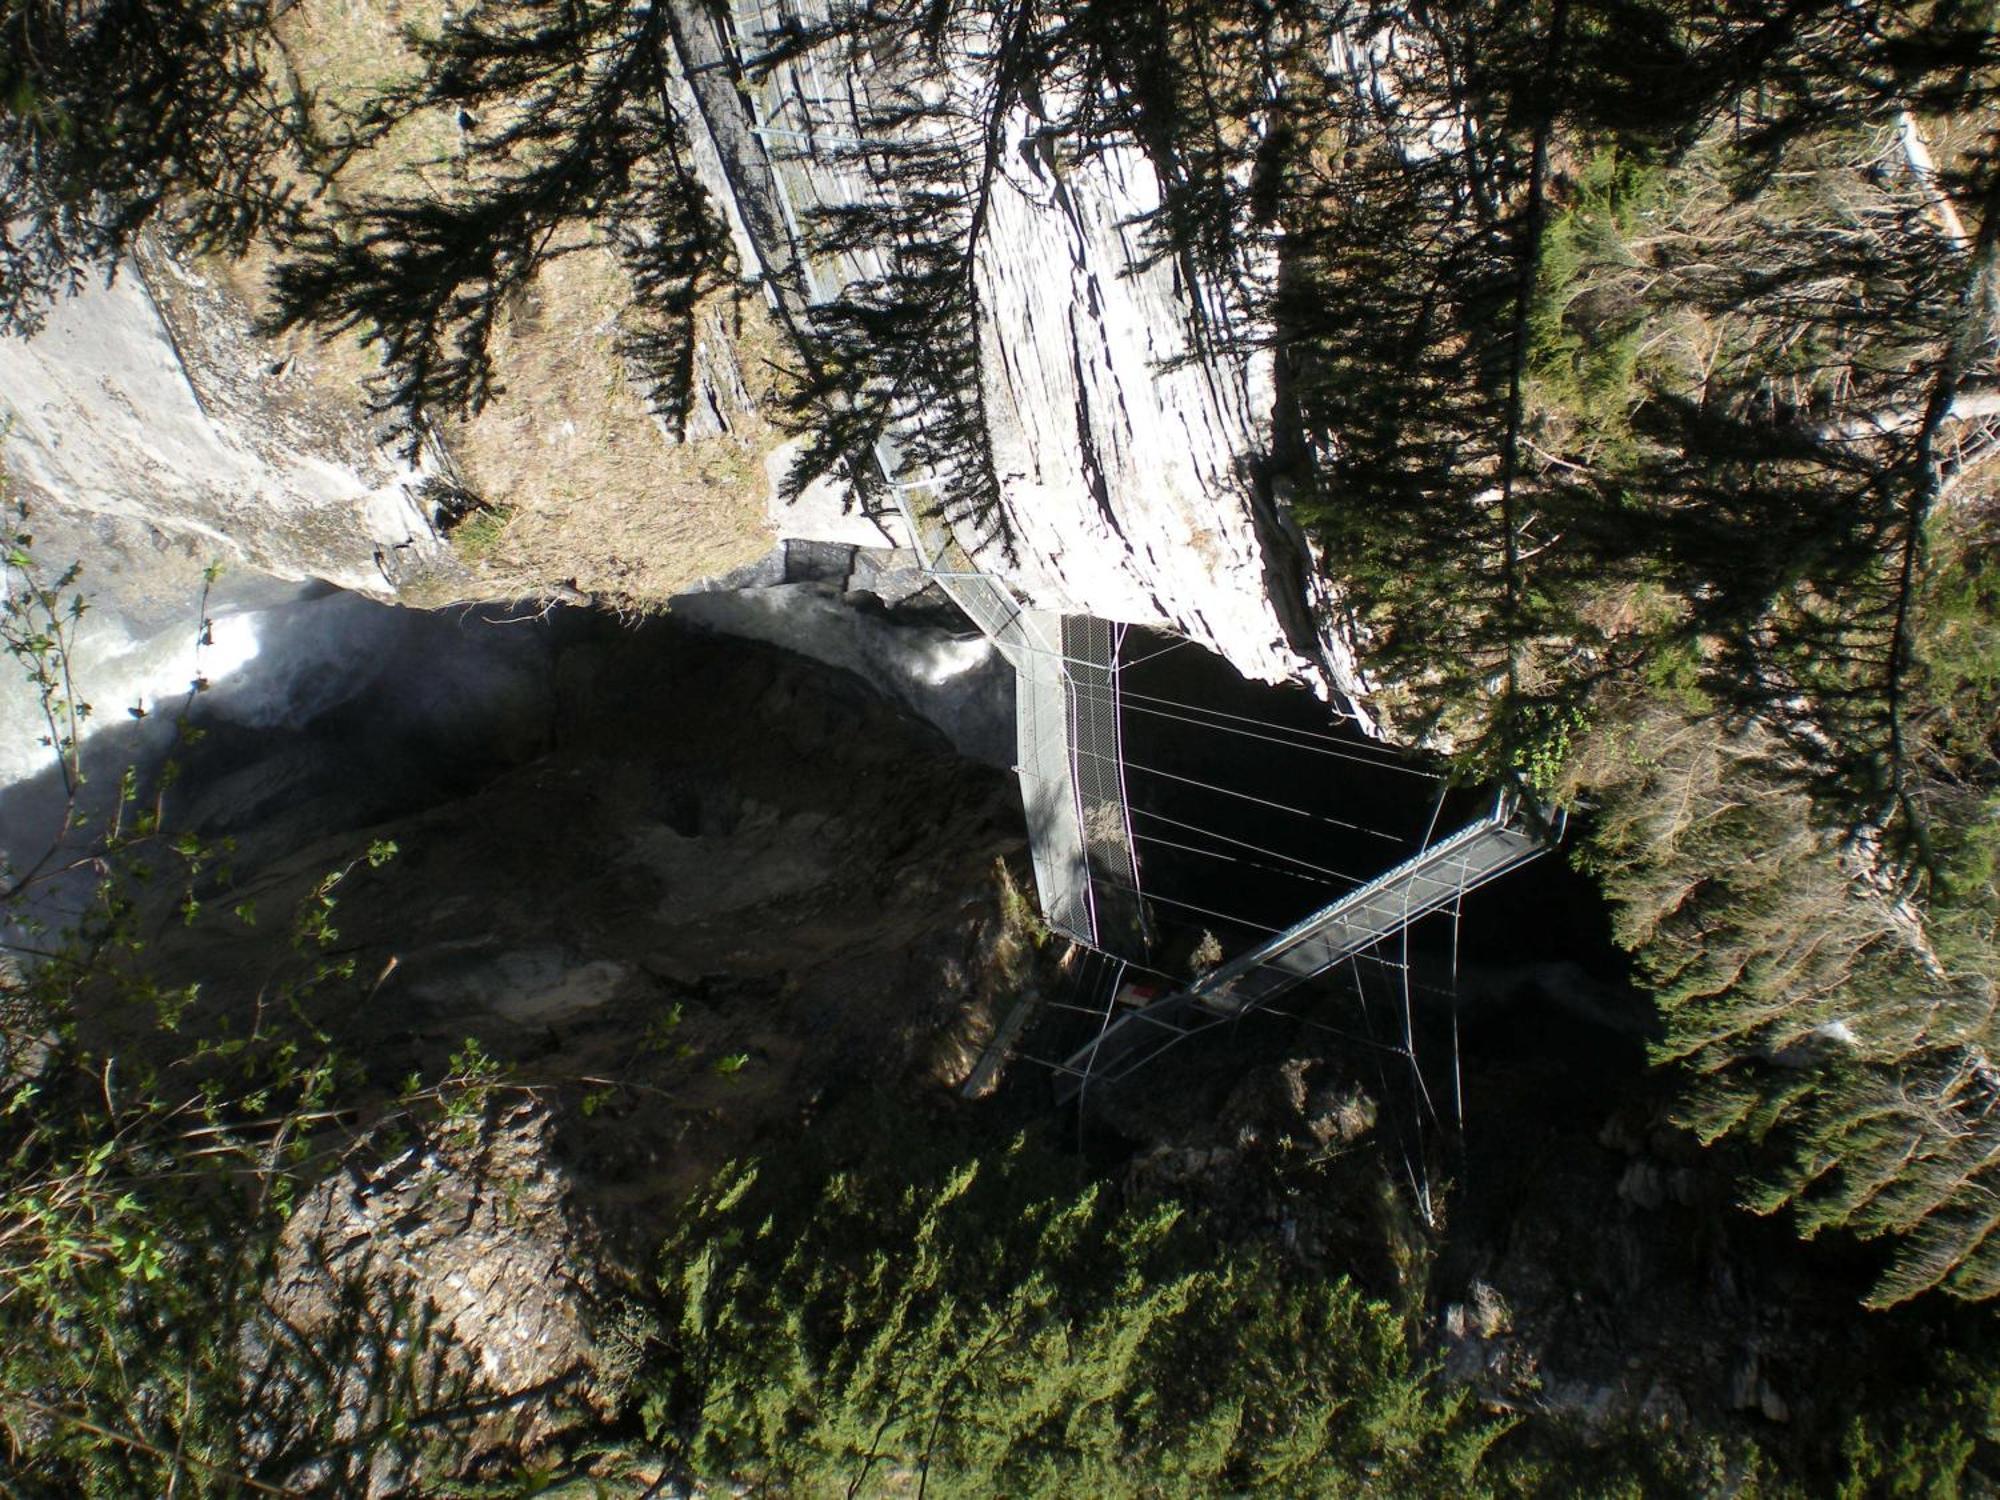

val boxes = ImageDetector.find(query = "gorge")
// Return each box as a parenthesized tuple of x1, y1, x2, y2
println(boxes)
(2, 0, 1996, 1490)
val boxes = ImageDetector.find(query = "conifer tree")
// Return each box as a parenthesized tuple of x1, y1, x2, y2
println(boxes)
(647, 1127, 1498, 1495)
(0, 0, 301, 333)
(265, 0, 733, 452)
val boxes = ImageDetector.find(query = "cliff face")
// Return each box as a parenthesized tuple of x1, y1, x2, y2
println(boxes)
(665, 0, 1372, 703)
(973, 110, 1364, 704)
(0, 248, 458, 605)
(1, 8, 1365, 710)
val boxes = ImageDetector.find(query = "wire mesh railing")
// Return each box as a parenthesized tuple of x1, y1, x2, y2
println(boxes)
(718, 0, 1137, 949)
(1051, 794, 1551, 1101)
(710, 4, 1557, 1097)
(1062, 616, 1147, 952)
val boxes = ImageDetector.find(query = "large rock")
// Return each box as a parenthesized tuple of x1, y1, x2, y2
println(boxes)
(247, 1101, 601, 1494)
(0, 247, 457, 603)
(662, 0, 1369, 709)
(975, 112, 1362, 703)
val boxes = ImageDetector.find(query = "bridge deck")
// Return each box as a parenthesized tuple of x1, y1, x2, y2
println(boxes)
(1055, 796, 1548, 1101)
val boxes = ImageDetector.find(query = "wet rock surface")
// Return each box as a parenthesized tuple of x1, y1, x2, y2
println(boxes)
(135, 619, 1028, 1250)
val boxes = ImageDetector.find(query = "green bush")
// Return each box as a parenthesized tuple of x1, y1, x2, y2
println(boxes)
(642, 1111, 1504, 1497)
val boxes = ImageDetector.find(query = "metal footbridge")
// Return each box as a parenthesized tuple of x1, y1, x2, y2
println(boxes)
(1052, 792, 1552, 1101)
(687, 0, 1554, 1090)
(697, 0, 1147, 951)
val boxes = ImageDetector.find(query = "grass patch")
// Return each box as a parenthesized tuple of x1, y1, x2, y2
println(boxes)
(446, 503, 514, 562)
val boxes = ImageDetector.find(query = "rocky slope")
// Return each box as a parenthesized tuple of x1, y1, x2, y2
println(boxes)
(0, 249, 456, 603)
(121, 617, 1036, 1241)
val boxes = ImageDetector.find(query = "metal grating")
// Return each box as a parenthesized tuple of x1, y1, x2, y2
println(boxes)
(891, 473, 1039, 671)
(1053, 794, 1550, 1100)
(1062, 616, 1147, 953)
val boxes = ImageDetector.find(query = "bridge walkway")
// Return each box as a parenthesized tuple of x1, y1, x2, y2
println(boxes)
(720, 0, 1141, 950)
(1053, 794, 1551, 1102)
(703, 2, 1550, 1076)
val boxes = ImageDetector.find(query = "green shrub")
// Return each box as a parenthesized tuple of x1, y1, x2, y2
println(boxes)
(643, 1110, 1503, 1497)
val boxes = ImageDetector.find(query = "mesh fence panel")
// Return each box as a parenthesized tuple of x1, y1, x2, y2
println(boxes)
(1062, 616, 1146, 952)
(1016, 611, 1096, 944)
(1054, 809, 1548, 1098)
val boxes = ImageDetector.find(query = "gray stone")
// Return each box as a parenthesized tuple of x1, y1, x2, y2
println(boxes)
(1618, 1158, 1667, 1211)
(1470, 1278, 1512, 1338)
(248, 1102, 600, 1496)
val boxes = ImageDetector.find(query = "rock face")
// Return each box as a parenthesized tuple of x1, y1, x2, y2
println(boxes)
(1106, 1051, 1403, 1281)
(5, 33, 1362, 710)
(250, 1102, 601, 1495)
(662, 1, 1368, 706)
(135, 616, 1028, 1241)
(974, 114, 1362, 703)
(4, 593, 1040, 1491)
(0, 249, 456, 602)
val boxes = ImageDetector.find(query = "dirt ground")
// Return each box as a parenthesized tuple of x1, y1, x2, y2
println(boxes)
(194, 0, 787, 609)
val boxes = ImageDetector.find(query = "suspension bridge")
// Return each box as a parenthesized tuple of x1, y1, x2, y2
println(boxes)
(693, 0, 1556, 1099)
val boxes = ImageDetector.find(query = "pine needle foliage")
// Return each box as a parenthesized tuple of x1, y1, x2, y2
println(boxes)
(0, 0, 302, 334)
(645, 1117, 1500, 1496)
(264, 0, 734, 453)
(1580, 694, 2000, 1306)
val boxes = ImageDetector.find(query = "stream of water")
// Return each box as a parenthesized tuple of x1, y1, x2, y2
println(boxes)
(0, 556, 1012, 879)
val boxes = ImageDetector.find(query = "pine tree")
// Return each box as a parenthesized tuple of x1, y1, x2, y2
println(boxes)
(264, 0, 733, 453)
(0, 0, 301, 333)
(646, 1122, 1497, 1495)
